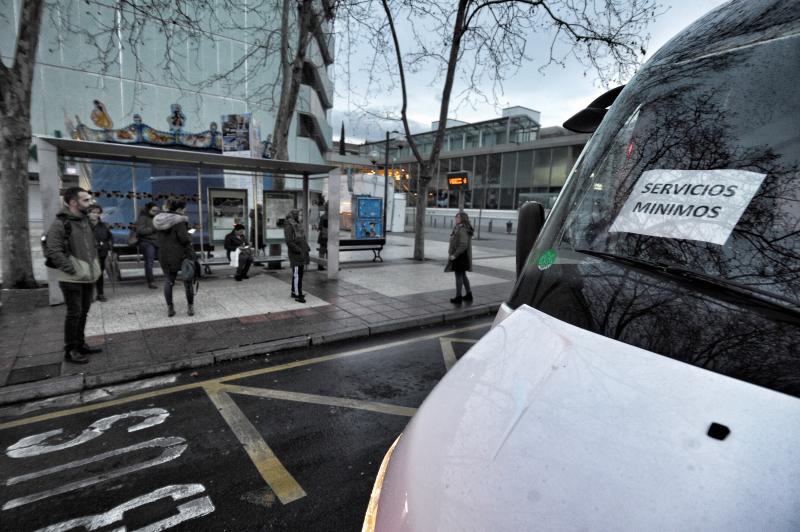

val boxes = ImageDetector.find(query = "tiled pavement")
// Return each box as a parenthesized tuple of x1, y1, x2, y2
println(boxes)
(0, 239, 516, 405)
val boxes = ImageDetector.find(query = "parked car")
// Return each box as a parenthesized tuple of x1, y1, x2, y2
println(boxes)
(363, 1, 800, 530)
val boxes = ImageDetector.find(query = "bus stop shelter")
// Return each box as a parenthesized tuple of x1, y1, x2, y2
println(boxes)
(36, 136, 341, 305)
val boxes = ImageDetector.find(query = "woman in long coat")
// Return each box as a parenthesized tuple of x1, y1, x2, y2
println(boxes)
(445, 211, 474, 304)
(154, 200, 195, 317)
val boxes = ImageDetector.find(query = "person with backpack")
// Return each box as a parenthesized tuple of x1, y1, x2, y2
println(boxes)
(154, 200, 196, 316)
(87, 204, 113, 302)
(44, 187, 103, 364)
(134, 202, 159, 289)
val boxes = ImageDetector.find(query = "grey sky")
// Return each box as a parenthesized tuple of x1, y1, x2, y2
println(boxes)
(332, 0, 730, 143)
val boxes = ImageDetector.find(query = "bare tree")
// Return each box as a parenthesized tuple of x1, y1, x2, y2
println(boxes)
(0, 0, 44, 288)
(0, 0, 334, 287)
(341, 0, 658, 260)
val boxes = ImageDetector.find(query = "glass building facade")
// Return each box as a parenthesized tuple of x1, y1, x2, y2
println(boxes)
(362, 112, 589, 211)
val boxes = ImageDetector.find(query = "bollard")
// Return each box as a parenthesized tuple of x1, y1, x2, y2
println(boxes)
(488, 219, 493, 233)
(506, 220, 512, 234)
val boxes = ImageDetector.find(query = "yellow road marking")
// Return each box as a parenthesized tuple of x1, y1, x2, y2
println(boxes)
(0, 321, 488, 431)
(439, 337, 478, 371)
(222, 384, 417, 417)
(204, 383, 306, 504)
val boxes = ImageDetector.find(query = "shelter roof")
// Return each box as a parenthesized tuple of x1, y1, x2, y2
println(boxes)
(38, 136, 336, 177)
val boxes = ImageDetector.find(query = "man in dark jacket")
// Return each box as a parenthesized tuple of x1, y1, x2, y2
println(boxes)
(87, 204, 113, 301)
(44, 187, 103, 364)
(154, 200, 195, 317)
(135, 202, 159, 289)
(224, 224, 253, 281)
(283, 209, 310, 303)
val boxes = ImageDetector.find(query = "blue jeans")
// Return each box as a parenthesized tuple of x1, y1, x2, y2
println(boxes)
(139, 241, 157, 283)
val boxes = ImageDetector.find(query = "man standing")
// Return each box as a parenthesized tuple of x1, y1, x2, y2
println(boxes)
(283, 209, 310, 303)
(45, 187, 103, 364)
(87, 204, 113, 301)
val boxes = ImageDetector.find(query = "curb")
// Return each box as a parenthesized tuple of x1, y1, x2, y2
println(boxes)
(0, 304, 500, 406)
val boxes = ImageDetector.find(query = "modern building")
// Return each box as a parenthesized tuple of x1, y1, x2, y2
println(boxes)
(2, 0, 334, 241)
(360, 107, 590, 232)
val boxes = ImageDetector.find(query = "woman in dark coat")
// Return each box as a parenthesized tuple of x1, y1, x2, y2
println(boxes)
(445, 211, 474, 304)
(87, 205, 113, 302)
(153, 200, 195, 317)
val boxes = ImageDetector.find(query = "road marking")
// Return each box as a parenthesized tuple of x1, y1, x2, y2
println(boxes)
(0, 322, 489, 431)
(221, 384, 417, 417)
(6, 408, 169, 458)
(3, 437, 187, 510)
(204, 384, 306, 505)
(439, 337, 478, 371)
(34, 484, 214, 532)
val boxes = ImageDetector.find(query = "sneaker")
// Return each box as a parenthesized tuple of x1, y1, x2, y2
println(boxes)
(78, 344, 102, 354)
(450, 296, 463, 304)
(295, 296, 306, 303)
(168, 304, 176, 317)
(97, 294, 107, 302)
(463, 292, 473, 302)
(188, 305, 195, 316)
(65, 349, 89, 364)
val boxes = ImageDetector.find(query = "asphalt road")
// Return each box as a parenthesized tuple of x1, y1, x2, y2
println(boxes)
(0, 318, 491, 532)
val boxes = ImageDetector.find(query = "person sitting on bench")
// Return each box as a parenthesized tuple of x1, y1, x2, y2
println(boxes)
(224, 224, 254, 281)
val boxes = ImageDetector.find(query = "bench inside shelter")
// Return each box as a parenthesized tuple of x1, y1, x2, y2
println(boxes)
(339, 238, 385, 262)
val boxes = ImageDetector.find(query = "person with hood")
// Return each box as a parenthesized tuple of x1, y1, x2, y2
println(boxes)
(445, 211, 474, 304)
(87, 204, 113, 302)
(134, 201, 159, 289)
(224, 223, 253, 281)
(154, 200, 195, 317)
(44, 187, 103, 364)
(283, 208, 310, 303)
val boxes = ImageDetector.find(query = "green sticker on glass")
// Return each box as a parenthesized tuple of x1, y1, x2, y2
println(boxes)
(537, 249, 557, 270)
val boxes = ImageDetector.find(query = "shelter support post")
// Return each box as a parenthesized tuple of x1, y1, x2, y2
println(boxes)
(197, 167, 204, 257)
(327, 170, 340, 280)
(302, 173, 309, 238)
(37, 138, 64, 305)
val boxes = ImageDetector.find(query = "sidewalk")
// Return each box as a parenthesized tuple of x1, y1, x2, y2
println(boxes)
(0, 234, 517, 405)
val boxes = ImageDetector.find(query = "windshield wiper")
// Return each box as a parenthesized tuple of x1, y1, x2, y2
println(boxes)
(574, 248, 800, 317)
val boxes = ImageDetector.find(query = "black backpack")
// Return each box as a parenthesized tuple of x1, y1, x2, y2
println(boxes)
(41, 219, 71, 269)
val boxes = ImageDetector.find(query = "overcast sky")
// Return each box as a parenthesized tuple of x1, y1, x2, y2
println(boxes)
(332, 0, 730, 143)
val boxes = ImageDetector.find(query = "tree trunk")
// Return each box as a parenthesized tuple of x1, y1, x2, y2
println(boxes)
(272, 0, 313, 164)
(0, 117, 37, 288)
(413, 174, 430, 260)
(0, 0, 45, 289)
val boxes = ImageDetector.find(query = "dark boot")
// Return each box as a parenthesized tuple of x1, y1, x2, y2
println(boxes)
(450, 295, 463, 304)
(65, 349, 89, 364)
(188, 305, 195, 316)
(168, 304, 176, 317)
(78, 344, 102, 354)
(148, 282, 158, 289)
(463, 292, 473, 302)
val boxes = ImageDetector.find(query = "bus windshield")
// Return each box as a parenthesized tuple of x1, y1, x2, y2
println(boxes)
(545, 34, 800, 308)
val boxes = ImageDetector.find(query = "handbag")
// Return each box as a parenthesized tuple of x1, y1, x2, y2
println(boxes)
(127, 228, 138, 246)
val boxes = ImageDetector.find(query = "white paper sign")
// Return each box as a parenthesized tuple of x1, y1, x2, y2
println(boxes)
(608, 169, 766, 245)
